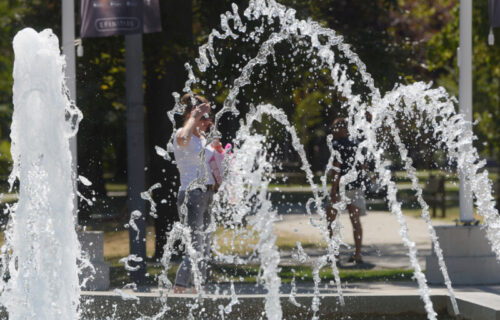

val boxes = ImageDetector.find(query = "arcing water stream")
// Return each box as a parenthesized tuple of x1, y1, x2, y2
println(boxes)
(160, 1, 500, 319)
(3, 1, 500, 320)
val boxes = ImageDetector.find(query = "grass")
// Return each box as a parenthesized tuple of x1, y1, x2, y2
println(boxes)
(210, 264, 414, 284)
(402, 206, 484, 224)
(392, 170, 457, 182)
(211, 226, 326, 256)
(109, 263, 415, 288)
(275, 231, 327, 250)
(103, 226, 156, 264)
(110, 265, 172, 288)
(105, 183, 127, 192)
(212, 227, 259, 256)
(103, 224, 325, 267)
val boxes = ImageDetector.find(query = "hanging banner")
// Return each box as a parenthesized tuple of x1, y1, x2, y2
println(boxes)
(143, 0, 162, 34)
(489, 0, 500, 28)
(80, 0, 161, 38)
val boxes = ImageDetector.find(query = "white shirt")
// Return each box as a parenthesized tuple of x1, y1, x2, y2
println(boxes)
(173, 129, 214, 191)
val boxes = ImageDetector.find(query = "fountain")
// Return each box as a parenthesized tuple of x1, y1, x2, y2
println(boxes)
(158, 1, 500, 319)
(1, 28, 83, 319)
(2, 0, 500, 319)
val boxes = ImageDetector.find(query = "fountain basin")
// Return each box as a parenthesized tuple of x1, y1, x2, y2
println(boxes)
(72, 288, 500, 320)
(426, 226, 500, 285)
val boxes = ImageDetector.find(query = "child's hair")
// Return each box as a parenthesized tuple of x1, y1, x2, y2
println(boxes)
(180, 93, 209, 121)
(331, 117, 349, 139)
(331, 117, 347, 131)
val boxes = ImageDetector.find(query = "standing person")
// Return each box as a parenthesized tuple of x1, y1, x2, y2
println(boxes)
(326, 118, 367, 264)
(172, 93, 220, 293)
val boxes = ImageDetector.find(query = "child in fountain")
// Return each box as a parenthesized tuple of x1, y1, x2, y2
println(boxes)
(326, 117, 368, 265)
(172, 93, 222, 293)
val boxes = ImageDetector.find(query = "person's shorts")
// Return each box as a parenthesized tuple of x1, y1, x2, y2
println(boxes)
(344, 188, 366, 216)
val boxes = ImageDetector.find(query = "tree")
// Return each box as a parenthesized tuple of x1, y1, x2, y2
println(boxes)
(160, 0, 445, 176)
(76, 40, 127, 221)
(426, 0, 500, 203)
(0, 1, 130, 220)
(0, 1, 25, 175)
(0, 1, 63, 176)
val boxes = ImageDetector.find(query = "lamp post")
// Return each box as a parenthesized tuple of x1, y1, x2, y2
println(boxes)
(62, 0, 78, 217)
(426, 0, 500, 286)
(458, 0, 474, 223)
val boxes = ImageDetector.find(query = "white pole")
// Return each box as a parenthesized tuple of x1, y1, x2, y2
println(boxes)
(458, 0, 474, 223)
(62, 0, 78, 218)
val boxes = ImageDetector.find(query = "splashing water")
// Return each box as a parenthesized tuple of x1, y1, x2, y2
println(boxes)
(4, 1, 499, 320)
(156, 1, 500, 319)
(141, 183, 162, 218)
(1, 28, 83, 320)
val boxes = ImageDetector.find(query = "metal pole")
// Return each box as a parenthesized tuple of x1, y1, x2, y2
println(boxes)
(62, 0, 78, 218)
(125, 33, 147, 289)
(458, 0, 474, 223)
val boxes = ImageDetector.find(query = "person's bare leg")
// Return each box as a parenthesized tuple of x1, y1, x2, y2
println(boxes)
(348, 204, 362, 262)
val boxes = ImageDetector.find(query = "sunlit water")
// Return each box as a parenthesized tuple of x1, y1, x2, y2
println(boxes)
(3, 0, 500, 320)
(1, 28, 83, 320)
(159, 1, 500, 320)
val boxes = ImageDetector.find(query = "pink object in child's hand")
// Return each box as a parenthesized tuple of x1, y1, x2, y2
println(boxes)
(209, 143, 232, 185)
(224, 143, 232, 155)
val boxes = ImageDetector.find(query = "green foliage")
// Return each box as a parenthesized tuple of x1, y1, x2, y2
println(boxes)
(307, 0, 408, 92)
(293, 91, 329, 145)
(0, 1, 29, 103)
(109, 262, 414, 288)
(427, 1, 500, 161)
(0, 1, 59, 176)
(0, 104, 12, 174)
(187, 0, 433, 169)
(1, 0, 484, 182)
(0, 1, 127, 191)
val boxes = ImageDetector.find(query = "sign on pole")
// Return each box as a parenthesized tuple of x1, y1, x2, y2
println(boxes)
(62, 0, 78, 221)
(80, 0, 161, 38)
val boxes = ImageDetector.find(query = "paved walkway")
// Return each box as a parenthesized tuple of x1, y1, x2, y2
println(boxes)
(273, 211, 452, 269)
